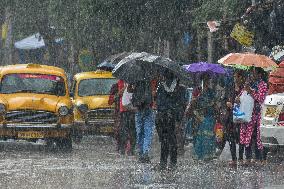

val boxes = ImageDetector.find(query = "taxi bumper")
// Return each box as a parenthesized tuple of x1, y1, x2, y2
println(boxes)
(0, 123, 72, 139)
(74, 120, 114, 135)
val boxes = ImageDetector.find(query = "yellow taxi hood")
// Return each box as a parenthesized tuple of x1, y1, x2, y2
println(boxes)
(76, 96, 111, 110)
(0, 94, 64, 112)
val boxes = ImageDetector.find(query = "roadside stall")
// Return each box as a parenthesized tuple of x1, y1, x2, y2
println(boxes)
(268, 61, 284, 95)
(14, 33, 63, 64)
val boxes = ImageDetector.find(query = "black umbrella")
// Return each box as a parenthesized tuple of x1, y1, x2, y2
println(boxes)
(112, 52, 160, 83)
(154, 58, 190, 84)
(113, 52, 191, 85)
(97, 61, 115, 71)
(97, 52, 132, 71)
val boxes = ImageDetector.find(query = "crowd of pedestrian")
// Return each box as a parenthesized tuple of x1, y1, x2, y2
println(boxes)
(108, 65, 269, 170)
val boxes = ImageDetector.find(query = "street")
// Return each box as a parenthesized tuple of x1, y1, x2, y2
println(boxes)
(0, 134, 284, 189)
(0, 1, 284, 188)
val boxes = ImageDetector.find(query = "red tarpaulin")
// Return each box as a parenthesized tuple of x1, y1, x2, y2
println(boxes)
(268, 61, 284, 94)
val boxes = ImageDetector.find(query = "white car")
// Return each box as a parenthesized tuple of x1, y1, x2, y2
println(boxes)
(261, 93, 284, 153)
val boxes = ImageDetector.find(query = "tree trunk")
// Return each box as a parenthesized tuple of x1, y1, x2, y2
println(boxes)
(207, 31, 213, 63)
(68, 42, 75, 75)
(0, 22, 2, 49)
(153, 38, 160, 55)
(163, 40, 170, 58)
(197, 29, 202, 62)
(223, 0, 228, 52)
(3, 8, 13, 65)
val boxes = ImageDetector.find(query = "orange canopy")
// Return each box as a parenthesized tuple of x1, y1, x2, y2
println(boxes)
(218, 53, 278, 71)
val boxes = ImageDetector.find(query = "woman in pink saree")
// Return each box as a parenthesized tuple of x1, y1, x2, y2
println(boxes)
(239, 68, 268, 164)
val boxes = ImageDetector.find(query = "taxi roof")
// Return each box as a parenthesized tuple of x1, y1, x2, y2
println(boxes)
(0, 64, 66, 78)
(74, 70, 114, 81)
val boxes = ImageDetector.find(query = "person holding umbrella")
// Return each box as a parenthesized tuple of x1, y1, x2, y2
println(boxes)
(108, 82, 121, 153)
(120, 82, 136, 156)
(155, 69, 187, 170)
(112, 52, 190, 163)
(190, 73, 218, 160)
(112, 52, 159, 162)
(184, 63, 225, 160)
(131, 80, 155, 163)
(218, 53, 274, 164)
(239, 67, 268, 164)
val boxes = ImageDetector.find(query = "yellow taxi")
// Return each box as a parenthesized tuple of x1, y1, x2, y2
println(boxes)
(0, 64, 73, 150)
(72, 70, 117, 135)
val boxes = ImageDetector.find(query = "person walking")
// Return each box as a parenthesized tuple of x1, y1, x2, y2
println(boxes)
(217, 73, 239, 166)
(156, 71, 186, 170)
(184, 77, 202, 145)
(174, 83, 187, 155)
(131, 80, 155, 163)
(120, 83, 137, 155)
(239, 68, 268, 164)
(188, 74, 218, 161)
(108, 82, 121, 153)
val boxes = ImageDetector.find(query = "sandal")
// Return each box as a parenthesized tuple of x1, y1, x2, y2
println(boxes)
(238, 160, 244, 166)
(228, 160, 237, 167)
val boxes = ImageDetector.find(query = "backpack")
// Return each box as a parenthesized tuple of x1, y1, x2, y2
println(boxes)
(131, 81, 152, 109)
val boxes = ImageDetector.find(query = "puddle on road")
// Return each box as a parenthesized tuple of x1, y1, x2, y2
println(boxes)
(0, 136, 283, 189)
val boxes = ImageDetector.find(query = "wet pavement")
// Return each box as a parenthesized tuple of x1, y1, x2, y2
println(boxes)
(0, 135, 284, 189)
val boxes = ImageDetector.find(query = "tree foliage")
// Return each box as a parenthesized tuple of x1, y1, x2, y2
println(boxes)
(191, 0, 249, 27)
(0, 0, 250, 64)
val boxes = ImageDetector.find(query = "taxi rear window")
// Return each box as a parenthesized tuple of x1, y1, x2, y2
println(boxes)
(78, 78, 117, 96)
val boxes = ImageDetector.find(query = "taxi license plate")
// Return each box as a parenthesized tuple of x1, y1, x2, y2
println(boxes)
(18, 131, 44, 139)
(100, 126, 113, 133)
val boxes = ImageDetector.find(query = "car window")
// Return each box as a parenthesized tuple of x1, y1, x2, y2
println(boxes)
(78, 78, 117, 96)
(0, 73, 66, 96)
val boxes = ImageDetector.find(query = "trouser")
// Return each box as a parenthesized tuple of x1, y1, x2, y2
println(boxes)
(135, 108, 154, 156)
(222, 139, 243, 161)
(263, 147, 269, 161)
(228, 139, 237, 161)
(114, 112, 121, 152)
(157, 110, 177, 167)
(227, 123, 241, 161)
(156, 118, 162, 142)
(239, 144, 244, 160)
(119, 111, 136, 154)
(243, 126, 262, 160)
(176, 119, 185, 154)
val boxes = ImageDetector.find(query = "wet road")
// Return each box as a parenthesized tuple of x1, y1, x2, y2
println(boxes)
(0, 135, 284, 189)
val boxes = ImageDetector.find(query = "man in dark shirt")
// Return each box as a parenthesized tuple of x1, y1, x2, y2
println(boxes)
(156, 71, 186, 170)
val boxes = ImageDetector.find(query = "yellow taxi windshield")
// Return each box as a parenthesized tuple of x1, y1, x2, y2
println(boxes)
(78, 78, 117, 96)
(0, 73, 66, 96)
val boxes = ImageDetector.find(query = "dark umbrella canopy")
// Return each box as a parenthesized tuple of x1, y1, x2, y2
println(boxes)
(154, 58, 191, 84)
(112, 52, 159, 83)
(97, 52, 132, 71)
(113, 52, 191, 85)
(97, 61, 115, 71)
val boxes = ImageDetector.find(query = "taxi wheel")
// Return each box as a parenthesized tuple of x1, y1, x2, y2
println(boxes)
(58, 138, 72, 151)
(45, 138, 72, 152)
(71, 129, 83, 144)
(0, 143, 4, 151)
(46, 138, 58, 151)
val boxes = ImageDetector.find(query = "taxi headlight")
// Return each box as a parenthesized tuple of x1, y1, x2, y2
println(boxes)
(0, 104, 5, 114)
(59, 106, 69, 116)
(77, 104, 88, 113)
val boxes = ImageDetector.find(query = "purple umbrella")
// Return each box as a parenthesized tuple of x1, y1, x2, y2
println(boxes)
(183, 62, 226, 74)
